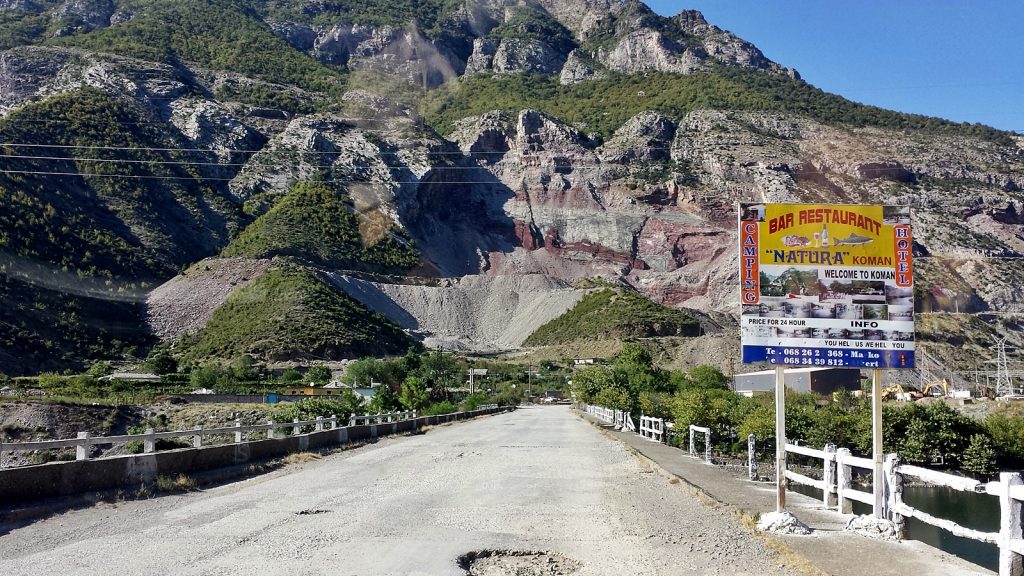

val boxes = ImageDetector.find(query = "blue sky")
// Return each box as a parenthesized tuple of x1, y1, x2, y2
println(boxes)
(646, 1, 1023, 133)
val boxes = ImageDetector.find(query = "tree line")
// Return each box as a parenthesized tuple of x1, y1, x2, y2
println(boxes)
(572, 343, 1024, 479)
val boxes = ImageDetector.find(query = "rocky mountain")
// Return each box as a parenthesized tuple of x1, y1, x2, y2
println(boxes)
(0, 0, 1021, 375)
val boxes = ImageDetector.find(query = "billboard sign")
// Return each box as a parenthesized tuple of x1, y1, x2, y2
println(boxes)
(739, 203, 914, 369)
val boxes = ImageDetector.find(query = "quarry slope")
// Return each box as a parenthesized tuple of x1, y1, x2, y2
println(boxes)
(328, 274, 592, 351)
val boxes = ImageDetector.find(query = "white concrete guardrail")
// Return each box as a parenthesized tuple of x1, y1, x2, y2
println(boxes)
(688, 425, 711, 464)
(349, 410, 416, 426)
(584, 404, 615, 424)
(638, 415, 665, 443)
(781, 441, 1023, 576)
(0, 409, 418, 467)
(582, 404, 1023, 576)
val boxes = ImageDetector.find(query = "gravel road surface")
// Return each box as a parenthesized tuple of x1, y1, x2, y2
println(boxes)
(0, 406, 795, 576)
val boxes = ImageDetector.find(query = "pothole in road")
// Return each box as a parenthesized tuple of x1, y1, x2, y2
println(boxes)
(458, 550, 581, 576)
(296, 509, 331, 515)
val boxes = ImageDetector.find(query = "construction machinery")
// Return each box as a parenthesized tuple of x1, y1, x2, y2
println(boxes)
(921, 379, 949, 397)
(881, 384, 922, 401)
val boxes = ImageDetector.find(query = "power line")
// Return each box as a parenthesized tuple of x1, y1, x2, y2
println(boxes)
(0, 153, 645, 170)
(0, 168, 526, 183)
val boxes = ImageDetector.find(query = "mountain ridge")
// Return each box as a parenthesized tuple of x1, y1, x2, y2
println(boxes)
(0, 0, 1021, 374)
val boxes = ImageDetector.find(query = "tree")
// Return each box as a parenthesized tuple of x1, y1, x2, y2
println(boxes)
(190, 364, 235, 391)
(688, 365, 729, 390)
(985, 413, 1024, 462)
(400, 376, 429, 411)
(962, 434, 998, 478)
(85, 361, 112, 378)
(279, 368, 302, 383)
(369, 382, 402, 413)
(229, 354, 257, 380)
(671, 387, 738, 445)
(593, 386, 630, 411)
(570, 367, 614, 404)
(306, 365, 332, 386)
(345, 358, 406, 388)
(419, 349, 457, 401)
(145, 352, 177, 375)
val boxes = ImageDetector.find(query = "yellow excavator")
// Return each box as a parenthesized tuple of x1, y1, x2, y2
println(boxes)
(921, 379, 950, 397)
(881, 384, 923, 401)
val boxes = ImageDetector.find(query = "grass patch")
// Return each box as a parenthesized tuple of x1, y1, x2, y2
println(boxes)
(280, 451, 322, 465)
(154, 473, 197, 493)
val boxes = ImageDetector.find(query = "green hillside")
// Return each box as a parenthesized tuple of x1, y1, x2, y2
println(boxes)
(178, 265, 416, 363)
(51, 0, 344, 93)
(524, 289, 701, 346)
(221, 180, 420, 274)
(424, 69, 1012, 143)
(0, 87, 241, 375)
(0, 88, 238, 279)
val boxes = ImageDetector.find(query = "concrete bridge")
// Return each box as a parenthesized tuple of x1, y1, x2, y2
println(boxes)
(0, 406, 994, 575)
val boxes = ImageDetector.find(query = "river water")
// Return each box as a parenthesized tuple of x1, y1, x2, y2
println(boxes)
(792, 483, 999, 571)
(903, 485, 998, 571)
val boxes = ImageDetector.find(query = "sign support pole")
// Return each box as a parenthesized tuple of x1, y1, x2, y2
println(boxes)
(775, 365, 786, 512)
(872, 368, 884, 518)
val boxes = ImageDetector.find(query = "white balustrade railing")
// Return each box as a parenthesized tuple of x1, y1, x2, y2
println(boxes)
(639, 415, 664, 443)
(583, 404, 615, 424)
(624, 413, 636, 432)
(891, 462, 1023, 576)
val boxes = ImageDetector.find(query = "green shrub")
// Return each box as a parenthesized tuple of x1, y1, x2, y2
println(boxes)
(420, 401, 458, 416)
(459, 392, 490, 412)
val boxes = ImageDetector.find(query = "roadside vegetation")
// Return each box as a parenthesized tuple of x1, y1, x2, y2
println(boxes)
(573, 343, 1024, 479)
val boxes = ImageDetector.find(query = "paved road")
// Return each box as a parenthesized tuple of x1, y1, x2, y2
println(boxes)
(0, 406, 795, 576)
